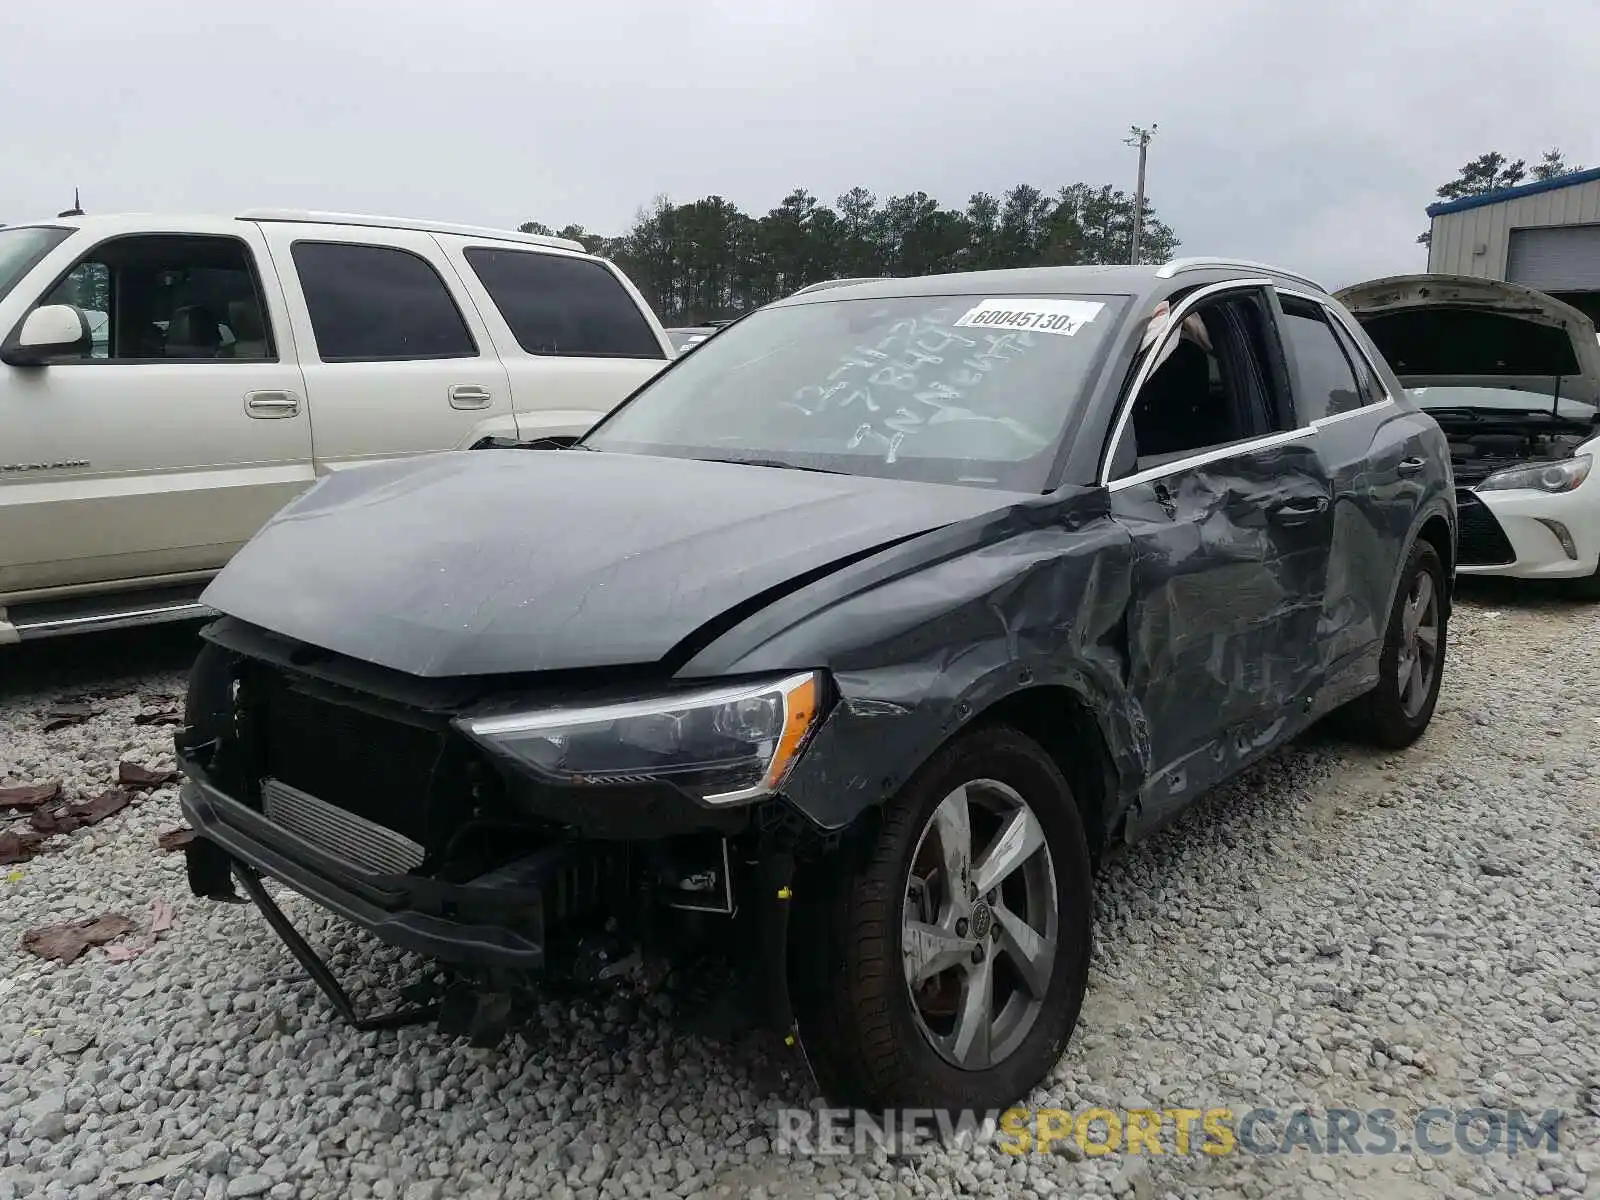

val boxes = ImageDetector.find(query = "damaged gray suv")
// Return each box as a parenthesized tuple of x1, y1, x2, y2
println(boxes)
(177, 258, 1455, 1112)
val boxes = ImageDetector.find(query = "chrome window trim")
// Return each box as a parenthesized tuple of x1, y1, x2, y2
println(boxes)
(1106, 427, 1316, 492)
(1096, 277, 1274, 486)
(1311, 398, 1396, 429)
(1100, 281, 1400, 495)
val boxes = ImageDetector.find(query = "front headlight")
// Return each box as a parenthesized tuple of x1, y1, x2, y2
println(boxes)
(1477, 454, 1592, 494)
(456, 672, 823, 805)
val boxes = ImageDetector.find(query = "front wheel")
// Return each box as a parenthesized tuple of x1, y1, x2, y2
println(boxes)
(1343, 539, 1447, 748)
(1568, 559, 1600, 601)
(792, 726, 1093, 1111)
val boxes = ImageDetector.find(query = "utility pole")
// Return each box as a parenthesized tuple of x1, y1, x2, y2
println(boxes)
(1125, 125, 1156, 264)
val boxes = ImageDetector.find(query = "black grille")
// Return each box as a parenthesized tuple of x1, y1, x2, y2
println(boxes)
(1456, 490, 1516, 566)
(257, 672, 446, 847)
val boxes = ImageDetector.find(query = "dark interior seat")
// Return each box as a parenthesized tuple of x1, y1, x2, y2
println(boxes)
(164, 305, 223, 358)
(1135, 338, 1221, 457)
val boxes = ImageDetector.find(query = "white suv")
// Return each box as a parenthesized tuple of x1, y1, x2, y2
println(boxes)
(0, 210, 673, 643)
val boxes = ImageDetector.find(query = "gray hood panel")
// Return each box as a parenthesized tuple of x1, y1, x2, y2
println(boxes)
(200, 450, 1022, 678)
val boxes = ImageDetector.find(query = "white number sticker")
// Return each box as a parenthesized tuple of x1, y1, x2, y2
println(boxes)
(952, 297, 1106, 338)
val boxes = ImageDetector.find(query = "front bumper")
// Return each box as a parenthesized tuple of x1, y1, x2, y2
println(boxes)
(181, 778, 561, 969)
(1458, 482, 1600, 580)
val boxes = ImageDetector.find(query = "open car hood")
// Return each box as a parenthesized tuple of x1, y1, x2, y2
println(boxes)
(1335, 274, 1600, 405)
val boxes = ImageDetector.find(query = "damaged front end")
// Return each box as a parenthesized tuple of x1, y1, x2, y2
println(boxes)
(175, 621, 826, 1051)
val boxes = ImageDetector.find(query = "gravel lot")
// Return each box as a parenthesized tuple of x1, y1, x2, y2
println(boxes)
(3, 591, 1599, 1200)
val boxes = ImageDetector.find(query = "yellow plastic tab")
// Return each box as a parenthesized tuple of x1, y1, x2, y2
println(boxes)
(776, 886, 792, 900)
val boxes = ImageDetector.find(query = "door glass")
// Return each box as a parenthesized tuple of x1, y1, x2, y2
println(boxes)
(1327, 317, 1388, 406)
(1126, 293, 1282, 467)
(291, 241, 478, 362)
(1279, 297, 1366, 421)
(40, 235, 275, 362)
(52, 263, 109, 357)
(464, 247, 663, 359)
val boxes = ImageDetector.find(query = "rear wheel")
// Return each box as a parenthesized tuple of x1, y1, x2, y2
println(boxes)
(792, 726, 1092, 1111)
(1343, 539, 1447, 748)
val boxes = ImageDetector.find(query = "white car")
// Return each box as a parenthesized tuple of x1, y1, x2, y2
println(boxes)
(1339, 275, 1600, 597)
(0, 210, 673, 643)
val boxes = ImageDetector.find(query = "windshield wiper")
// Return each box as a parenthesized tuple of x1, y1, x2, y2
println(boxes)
(1421, 406, 1541, 419)
(697, 456, 845, 475)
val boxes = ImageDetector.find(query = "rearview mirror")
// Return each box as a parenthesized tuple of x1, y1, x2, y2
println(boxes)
(1, 304, 92, 367)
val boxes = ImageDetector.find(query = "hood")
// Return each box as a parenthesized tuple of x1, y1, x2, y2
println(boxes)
(201, 449, 1025, 678)
(1335, 274, 1600, 405)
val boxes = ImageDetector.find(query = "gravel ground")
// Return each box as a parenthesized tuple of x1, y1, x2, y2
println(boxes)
(2, 590, 1599, 1200)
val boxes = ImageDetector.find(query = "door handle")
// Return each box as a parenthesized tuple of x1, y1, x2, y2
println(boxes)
(449, 384, 493, 410)
(1397, 456, 1427, 474)
(1270, 496, 1330, 523)
(244, 391, 300, 418)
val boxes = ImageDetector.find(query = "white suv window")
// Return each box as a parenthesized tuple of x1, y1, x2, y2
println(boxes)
(291, 241, 478, 362)
(40, 234, 275, 362)
(463, 247, 663, 360)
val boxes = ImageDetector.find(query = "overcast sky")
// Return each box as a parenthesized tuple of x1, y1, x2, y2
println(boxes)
(1, 0, 1594, 290)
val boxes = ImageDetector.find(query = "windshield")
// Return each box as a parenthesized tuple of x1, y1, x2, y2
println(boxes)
(0, 226, 71, 306)
(667, 329, 713, 352)
(1408, 384, 1598, 422)
(584, 292, 1128, 490)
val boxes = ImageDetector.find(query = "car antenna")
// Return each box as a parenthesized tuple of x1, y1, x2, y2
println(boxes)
(57, 188, 84, 218)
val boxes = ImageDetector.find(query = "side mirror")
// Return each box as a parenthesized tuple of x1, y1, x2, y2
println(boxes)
(1, 304, 92, 367)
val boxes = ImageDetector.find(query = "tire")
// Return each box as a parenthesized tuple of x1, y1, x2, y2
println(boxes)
(1343, 539, 1447, 749)
(791, 725, 1093, 1111)
(1568, 562, 1600, 601)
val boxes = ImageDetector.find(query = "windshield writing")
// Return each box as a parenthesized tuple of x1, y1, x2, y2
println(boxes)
(791, 305, 1051, 463)
(586, 292, 1128, 491)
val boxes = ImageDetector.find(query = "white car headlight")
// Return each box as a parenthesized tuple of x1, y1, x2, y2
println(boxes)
(455, 672, 823, 805)
(1477, 454, 1592, 495)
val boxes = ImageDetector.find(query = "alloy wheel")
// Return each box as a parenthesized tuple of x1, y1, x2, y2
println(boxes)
(1396, 568, 1440, 720)
(900, 779, 1058, 1070)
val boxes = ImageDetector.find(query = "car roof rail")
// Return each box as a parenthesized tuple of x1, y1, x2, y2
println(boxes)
(1156, 257, 1326, 293)
(789, 276, 887, 297)
(237, 209, 589, 253)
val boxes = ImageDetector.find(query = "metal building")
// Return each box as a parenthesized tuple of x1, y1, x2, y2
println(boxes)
(1425, 166, 1600, 325)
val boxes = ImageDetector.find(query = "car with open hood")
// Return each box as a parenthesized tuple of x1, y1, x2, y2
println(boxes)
(176, 258, 1455, 1111)
(1338, 274, 1600, 596)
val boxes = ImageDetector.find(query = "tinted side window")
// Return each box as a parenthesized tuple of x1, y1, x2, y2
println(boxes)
(1279, 297, 1365, 421)
(40, 234, 275, 362)
(1127, 292, 1282, 466)
(292, 242, 476, 362)
(464, 248, 663, 359)
(1327, 315, 1389, 406)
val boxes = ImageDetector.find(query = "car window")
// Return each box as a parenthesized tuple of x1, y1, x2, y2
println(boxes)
(585, 292, 1130, 491)
(292, 241, 477, 362)
(1279, 296, 1366, 422)
(463, 248, 663, 359)
(37, 234, 275, 363)
(1326, 315, 1388, 406)
(1125, 292, 1282, 467)
(0, 225, 72, 306)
